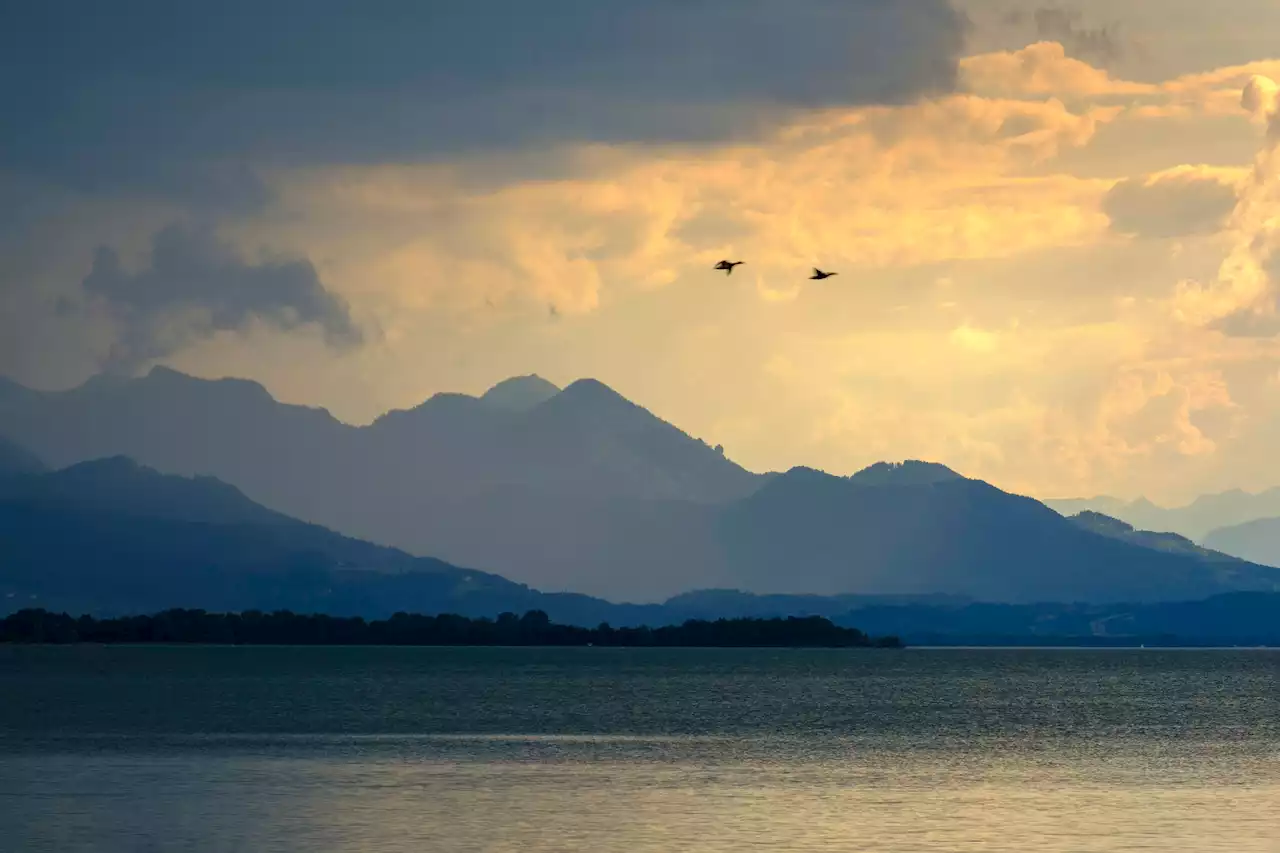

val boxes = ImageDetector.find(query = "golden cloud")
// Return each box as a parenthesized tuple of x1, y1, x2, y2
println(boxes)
(1171, 76, 1280, 334)
(963, 42, 1280, 122)
(251, 80, 1121, 335)
(961, 41, 1156, 99)
(194, 41, 1280, 504)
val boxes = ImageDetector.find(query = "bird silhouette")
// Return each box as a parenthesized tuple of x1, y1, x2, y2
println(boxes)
(714, 260, 744, 275)
(809, 268, 837, 280)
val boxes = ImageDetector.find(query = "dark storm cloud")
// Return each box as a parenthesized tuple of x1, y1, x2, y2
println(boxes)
(78, 224, 362, 373)
(0, 0, 967, 206)
(1103, 172, 1239, 239)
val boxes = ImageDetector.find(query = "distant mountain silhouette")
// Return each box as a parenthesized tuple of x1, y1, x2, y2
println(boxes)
(365, 376, 757, 503)
(0, 367, 356, 531)
(3, 369, 1279, 603)
(1068, 511, 1239, 563)
(0, 456, 291, 526)
(1041, 495, 1137, 520)
(0, 456, 656, 623)
(1203, 517, 1280, 568)
(1045, 489, 1280, 542)
(3, 449, 1279, 645)
(0, 368, 758, 600)
(716, 467, 1280, 602)
(0, 435, 45, 476)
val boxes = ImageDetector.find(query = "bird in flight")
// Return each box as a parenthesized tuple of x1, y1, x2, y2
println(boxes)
(809, 268, 837, 280)
(714, 260, 744, 275)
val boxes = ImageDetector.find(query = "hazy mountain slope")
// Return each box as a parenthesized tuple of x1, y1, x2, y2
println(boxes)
(4, 446, 1279, 640)
(6, 369, 1280, 604)
(1068, 511, 1241, 562)
(358, 485, 730, 601)
(0, 501, 658, 621)
(336, 376, 758, 598)
(515, 378, 755, 502)
(0, 458, 637, 622)
(1042, 495, 1135, 520)
(0, 368, 357, 527)
(1202, 517, 1280, 568)
(1045, 489, 1280, 541)
(360, 377, 758, 505)
(0, 435, 45, 476)
(716, 468, 1280, 603)
(0, 456, 292, 526)
(0, 368, 761, 599)
(1066, 510, 1279, 591)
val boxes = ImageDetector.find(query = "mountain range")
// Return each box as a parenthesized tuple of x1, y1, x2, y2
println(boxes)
(0, 454, 660, 624)
(1043, 490, 1280, 544)
(2, 367, 1280, 604)
(1043, 491, 1280, 570)
(2, 451, 1278, 645)
(1203, 519, 1280, 569)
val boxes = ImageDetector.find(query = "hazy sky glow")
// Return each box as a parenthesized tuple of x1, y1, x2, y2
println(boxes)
(5, 1, 1280, 503)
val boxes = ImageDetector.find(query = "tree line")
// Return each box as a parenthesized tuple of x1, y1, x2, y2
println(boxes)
(0, 608, 903, 648)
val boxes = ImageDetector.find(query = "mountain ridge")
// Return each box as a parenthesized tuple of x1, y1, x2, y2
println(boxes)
(0, 454, 637, 622)
(0, 369, 761, 599)
(3, 370, 1280, 603)
(1044, 488, 1280, 542)
(1203, 517, 1280, 569)
(717, 468, 1280, 602)
(2, 444, 1278, 643)
(479, 374, 561, 412)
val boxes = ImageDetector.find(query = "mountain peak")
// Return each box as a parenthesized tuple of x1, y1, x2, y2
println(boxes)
(539, 378, 640, 419)
(559, 377, 626, 401)
(480, 374, 561, 412)
(849, 460, 963, 486)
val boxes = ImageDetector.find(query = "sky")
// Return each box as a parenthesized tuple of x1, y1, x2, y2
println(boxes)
(4, 1, 1280, 504)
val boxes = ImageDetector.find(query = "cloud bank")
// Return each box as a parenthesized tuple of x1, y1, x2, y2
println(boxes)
(0, 1, 968, 207)
(78, 224, 361, 373)
(1175, 76, 1280, 336)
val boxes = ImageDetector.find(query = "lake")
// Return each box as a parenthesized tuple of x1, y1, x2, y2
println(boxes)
(1, 646, 1276, 852)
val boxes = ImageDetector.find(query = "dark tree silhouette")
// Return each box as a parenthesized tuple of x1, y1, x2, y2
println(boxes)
(0, 608, 901, 648)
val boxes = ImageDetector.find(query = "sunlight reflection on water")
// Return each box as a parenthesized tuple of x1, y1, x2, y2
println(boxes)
(1, 647, 1276, 852)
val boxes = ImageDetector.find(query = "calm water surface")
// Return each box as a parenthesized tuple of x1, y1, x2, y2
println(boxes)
(0, 646, 1276, 852)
